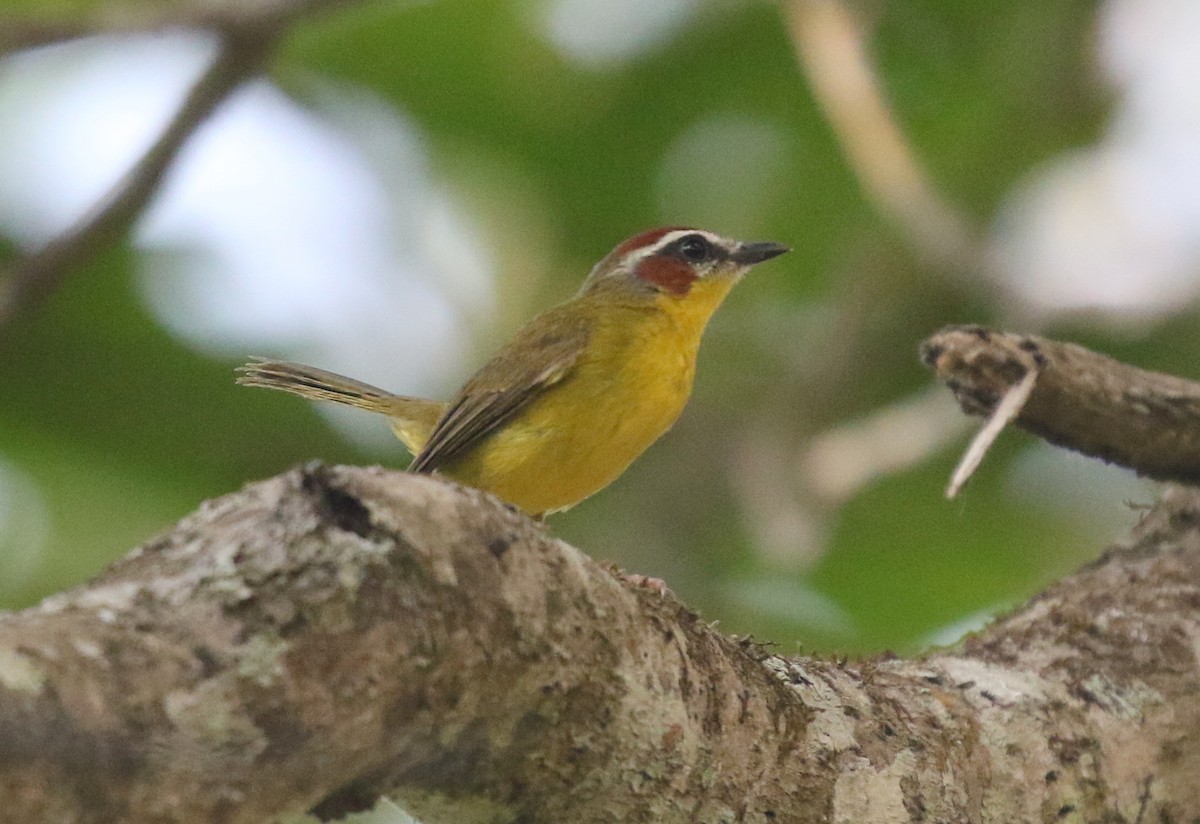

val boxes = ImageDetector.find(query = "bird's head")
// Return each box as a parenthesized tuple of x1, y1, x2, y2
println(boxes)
(579, 227, 789, 303)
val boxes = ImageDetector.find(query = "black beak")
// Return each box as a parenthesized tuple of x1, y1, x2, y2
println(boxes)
(730, 241, 790, 265)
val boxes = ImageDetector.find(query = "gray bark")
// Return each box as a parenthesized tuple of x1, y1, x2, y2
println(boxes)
(1, 460, 1198, 822)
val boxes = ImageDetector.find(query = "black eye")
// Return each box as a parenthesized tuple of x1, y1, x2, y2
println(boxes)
(676, 234, 713, 263)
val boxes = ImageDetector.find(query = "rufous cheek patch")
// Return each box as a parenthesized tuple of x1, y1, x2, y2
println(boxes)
(636, 255, 696, 296)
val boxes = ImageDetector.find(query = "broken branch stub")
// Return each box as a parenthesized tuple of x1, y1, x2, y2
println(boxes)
(922, 325, 1200, 484)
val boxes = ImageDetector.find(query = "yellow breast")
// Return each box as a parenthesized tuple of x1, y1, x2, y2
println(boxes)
(450, 276, 739, 515)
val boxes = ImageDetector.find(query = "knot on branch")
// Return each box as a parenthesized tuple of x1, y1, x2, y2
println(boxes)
(920, 324, 1043, 416)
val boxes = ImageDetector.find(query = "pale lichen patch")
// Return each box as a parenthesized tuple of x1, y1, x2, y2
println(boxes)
(65, 580, 143, 613)
(163, 680, 267, 765)
(1078, 673, 1161, 720)
(71, 639, 104, 661)
(831, 748, 917, 824)
(235, 632, 289, 688)
(206, 575, 254, 604)
(795, 668, 866, 754)
(933, 657, 1050, 705)
(0, 646, 45, 695)
(394, 788, 516, 824)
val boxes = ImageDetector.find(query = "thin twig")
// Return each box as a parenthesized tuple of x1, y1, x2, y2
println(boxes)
(923, 325, 1200, 484)
(945, 357, 1038, 498)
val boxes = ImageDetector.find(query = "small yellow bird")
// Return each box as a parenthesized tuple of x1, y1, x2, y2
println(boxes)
(237, 227, 787, 517)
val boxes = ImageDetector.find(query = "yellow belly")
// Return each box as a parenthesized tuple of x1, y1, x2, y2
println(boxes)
(441, 280, 734, 515)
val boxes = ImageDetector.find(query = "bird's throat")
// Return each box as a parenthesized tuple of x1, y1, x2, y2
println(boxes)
(654, 273, 741, 340)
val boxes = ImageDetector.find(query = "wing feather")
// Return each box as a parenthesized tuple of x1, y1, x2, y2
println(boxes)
(410, 308, 590, 473)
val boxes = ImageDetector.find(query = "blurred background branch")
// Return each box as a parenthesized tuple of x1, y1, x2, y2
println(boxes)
(0, 0, 362, 55)
(784, 0, 981, 271)
(0, 0, 369, 328)
(0, 31, 271, 327)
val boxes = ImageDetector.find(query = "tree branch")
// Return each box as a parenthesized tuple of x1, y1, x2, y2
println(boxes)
(923, 325, 1200, 483)
(0, 27, 276, 328)
(1, 460, 1198, 822)
(0, 0, 361, 56)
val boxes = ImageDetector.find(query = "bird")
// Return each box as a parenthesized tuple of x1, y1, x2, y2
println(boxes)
(237, 227, 788, 517)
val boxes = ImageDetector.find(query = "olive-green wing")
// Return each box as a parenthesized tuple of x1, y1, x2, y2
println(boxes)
(410, 309, 590, 474)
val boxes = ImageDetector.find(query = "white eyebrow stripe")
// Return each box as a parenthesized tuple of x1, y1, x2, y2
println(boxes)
(623, 229, 726, 266)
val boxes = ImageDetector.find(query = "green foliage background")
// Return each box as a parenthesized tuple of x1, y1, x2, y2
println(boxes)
(0, 0, 1159, 654)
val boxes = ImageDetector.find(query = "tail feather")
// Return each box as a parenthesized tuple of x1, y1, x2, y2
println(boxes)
(236, 358, 444, 454)
(238, 358, 398, 413)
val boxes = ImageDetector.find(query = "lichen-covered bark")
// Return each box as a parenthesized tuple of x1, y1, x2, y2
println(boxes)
(0, 464, 1198, 823)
